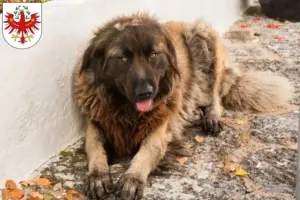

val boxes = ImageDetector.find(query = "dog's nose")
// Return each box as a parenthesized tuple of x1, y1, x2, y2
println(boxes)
(134, 81, 154, 100)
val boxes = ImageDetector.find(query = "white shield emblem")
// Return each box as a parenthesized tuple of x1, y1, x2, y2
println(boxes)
(2, 2, 42, 49)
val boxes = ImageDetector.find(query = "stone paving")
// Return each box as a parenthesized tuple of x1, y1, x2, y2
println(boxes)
(35, 3, 300, 200)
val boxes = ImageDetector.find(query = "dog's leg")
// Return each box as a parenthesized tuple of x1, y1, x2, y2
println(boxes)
(115, 121, 169, 200)
(85, 121, 113, 199)
(202, 37, 225, 135)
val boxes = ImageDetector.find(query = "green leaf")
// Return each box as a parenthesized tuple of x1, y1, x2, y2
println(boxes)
(60, 151, 74, 157)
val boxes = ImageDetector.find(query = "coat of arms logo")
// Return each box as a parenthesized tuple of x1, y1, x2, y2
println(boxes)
(2, 2, 42, 49)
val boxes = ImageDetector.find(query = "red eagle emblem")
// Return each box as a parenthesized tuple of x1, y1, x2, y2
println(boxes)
(4, 6, 41, 44)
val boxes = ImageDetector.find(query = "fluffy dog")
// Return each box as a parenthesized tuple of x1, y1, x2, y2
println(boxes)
(71, 13, 294, 200)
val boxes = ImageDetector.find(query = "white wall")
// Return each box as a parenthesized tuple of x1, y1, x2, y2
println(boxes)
(0, 0, 252, 186)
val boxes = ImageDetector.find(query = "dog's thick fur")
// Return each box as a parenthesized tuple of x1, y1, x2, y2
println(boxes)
(72, 13, 294, 200)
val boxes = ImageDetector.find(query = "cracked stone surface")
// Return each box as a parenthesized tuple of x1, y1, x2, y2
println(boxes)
(245, 148, 297, 195)
(35, 2, 300, 200)
(251, 113, 298, 145)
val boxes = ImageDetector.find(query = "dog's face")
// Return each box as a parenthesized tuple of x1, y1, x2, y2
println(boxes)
(81, 17, 179, 112)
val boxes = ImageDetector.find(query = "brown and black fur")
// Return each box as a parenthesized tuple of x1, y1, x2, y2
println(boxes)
(72, 13, 294, 200)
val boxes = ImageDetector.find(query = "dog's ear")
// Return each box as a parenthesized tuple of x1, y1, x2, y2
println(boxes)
(80, 41, 106, 84)
(161, 28, 180, 79)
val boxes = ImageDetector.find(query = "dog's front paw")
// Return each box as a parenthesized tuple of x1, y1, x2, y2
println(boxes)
(115, 173, 145, 200)
(86, 170, 113, 199)
(202, 114, 223, 135)
(195, 106, 223, 136)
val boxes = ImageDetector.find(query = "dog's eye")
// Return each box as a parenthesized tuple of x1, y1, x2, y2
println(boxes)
(121, 57, 128, 63)
(150, 53, 157, 59)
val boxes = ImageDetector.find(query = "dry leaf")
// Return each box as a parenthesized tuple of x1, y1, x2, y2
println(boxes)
(236, 119, 245, 125)
(33, 177, 51, 188)
(53, 183, 62, 191)
(267, 24, 279, 29)
(65, 193, 73, 200)
(5, 180, 17, 190)
(233, 168, 249, 176)
(30, 191, 44, 200)
(2, 189, 9, 200)
(274, 36, 285, 41)
(176, 157, 189, 164)
(240, 24, 250, 28)
(44, 193, 56, 200)
(6, 189, 25, 200)
(224, 163, 240, 173)
(195, 136, 204, 143)
(67, 190, 78, 195)
(19, 181, 34, 187)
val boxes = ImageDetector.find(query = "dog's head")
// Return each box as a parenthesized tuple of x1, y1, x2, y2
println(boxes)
(80, 13, 179, 113)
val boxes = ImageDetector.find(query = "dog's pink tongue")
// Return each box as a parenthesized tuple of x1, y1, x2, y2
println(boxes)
(136, 100, 152, 112)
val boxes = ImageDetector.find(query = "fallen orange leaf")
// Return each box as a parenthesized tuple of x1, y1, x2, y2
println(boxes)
(67, 190, 78, 195)
(5, 180, 17, 190)
(267, 24, 279, 29)
(33, 177, 51, 188)
(240, 24, 250, 28)
(195, 136, 204, 143)
(5, 188, 25, 200)
(64, 193, 73, 200)
(176, 157, 189, 165)
(274, 36, 285, 41)
(1, 189, 9, 200)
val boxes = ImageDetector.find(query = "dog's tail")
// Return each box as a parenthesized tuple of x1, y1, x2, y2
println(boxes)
(221, 66, 295, 112)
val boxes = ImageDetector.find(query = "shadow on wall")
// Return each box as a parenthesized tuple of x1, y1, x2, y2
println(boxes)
(70, 67, 88, 137)
(240, 0, 253, 10)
